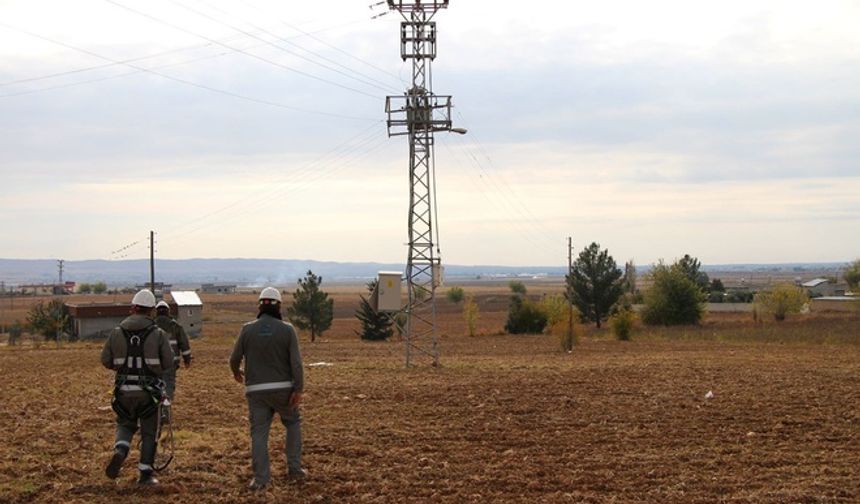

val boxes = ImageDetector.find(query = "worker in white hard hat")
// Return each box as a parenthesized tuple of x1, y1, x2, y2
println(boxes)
(100, 289, 173, 486)
(229, 287, 306, 491)
(154, 300, 192, 421)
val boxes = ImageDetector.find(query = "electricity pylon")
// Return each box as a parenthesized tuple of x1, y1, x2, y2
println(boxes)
(384, 0, 464, 367)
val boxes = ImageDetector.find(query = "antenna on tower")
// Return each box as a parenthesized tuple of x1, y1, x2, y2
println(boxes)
(383, 0, 464, 368)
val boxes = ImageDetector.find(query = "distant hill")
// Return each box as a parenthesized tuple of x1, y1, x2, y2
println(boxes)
(0, 258, 569, 287)
(0, 258, 847, 287)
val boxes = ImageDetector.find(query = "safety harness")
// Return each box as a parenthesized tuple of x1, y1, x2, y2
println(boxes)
(110, 323, 176, 472)
(111, 324, 163, 421)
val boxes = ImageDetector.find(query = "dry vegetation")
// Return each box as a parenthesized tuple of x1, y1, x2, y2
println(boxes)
(1, 285, 859, 503)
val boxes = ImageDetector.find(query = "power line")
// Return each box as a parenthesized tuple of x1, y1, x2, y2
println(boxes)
(104, 0, 383, 100)
(0, 14, 367, 89)
(452, 109, 560, 243)
(231, 0, 406, 86)
(437, 138, 556, 252)
(171, 0, 401, 94)
(0, 21, 376, 120)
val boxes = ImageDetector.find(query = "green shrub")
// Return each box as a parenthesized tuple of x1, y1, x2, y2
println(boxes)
(551, 308, 582, 352)
(504, 296, 547, 334)
(641, 261, 706, 326)
(463, 294, 480, 337)
(754, 283, 808, 321)
(446, 286, 465, 304)
(8, 321, 23, 345)
(609, 309, 636, 341)
(538, 294, 569, 329)
(508, 281, 527, 295)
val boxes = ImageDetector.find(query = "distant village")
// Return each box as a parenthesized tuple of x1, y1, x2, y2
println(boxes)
(0, 281, 244, 341)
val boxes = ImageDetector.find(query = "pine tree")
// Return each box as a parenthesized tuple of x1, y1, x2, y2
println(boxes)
(355, 280, 394, 341)
(286, 270, 333, 342)
(566, 242, 623, 328)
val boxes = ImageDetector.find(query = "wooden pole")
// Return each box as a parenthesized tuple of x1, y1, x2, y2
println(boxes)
(150, 231, 155, 295)
(567, 236, 574, 350)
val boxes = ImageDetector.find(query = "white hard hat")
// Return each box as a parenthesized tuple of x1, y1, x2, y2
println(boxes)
(259, 286, 282, 303)
(155, 301, 170, 310)
(131, 289, 156, 308)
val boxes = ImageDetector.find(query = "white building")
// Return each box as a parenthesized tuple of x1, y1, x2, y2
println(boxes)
(169, 291, 203, 338)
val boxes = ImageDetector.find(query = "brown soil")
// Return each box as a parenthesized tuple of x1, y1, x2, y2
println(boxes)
(1, 290, 858, 503)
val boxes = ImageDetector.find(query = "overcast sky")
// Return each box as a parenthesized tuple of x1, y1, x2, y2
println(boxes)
(1, 0, 858, 267)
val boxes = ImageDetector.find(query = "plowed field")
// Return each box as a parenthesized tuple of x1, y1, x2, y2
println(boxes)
(1, 292, 859, 503)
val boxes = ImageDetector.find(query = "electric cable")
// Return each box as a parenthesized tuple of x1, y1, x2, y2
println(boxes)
(0, 21, 376, 120)
(176, 0, 402, 94)
(104, 0, 383, 100)
(231, 0, 406, 87)
(453, 110, 560, 244)
(0, 14, 368, 89)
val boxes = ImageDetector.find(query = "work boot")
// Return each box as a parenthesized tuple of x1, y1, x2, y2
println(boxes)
(287, 468, 308, 482)
(137, 470, 159, 486)
(105, 446, 128, 479)
(248, 478, 268, 491)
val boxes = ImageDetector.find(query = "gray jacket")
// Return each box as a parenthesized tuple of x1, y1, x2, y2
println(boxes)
(229, 314, 303, 394)
(154, 314, 192, 368)
(101, 314, 173, 396)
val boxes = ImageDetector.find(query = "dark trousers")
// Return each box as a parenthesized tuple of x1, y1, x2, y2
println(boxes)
(114, 393, 159, 472)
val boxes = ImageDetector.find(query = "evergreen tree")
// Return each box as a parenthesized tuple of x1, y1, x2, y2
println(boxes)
(676, 254, 710, 292)
(566, 242, 623, 328)
(355, 280, 393, 341)
(286, 270, 334, 342)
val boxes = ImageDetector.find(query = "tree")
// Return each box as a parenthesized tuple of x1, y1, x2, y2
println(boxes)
(566, 242, 623, 328)
(355, 280, 393, 341)
(710, 278, 725, 293)
(78, 283, 92, 294)
(446, 286, 465, 304)
(463, 294, 480, 337)
(508, 280, 527, 295)
(755, 283, 808, 321)
(93, 282, 108, 294)
(641, 260, 706, 326)
(844, 259, 860, 290)
(26, 300, 68, 341)
(676, 254, 710, 292)
(622, 259, 637, 295)
(286, 270, 333, 342)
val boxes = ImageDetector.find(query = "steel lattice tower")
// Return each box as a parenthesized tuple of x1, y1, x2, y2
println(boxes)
(385, 0, 461, 367)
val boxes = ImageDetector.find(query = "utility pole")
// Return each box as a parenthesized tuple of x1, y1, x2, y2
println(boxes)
(149, 231, 155, 295)
(567, 237, 574, 349)
(384, 0, 463, 368)
(55, 260, 64, 344)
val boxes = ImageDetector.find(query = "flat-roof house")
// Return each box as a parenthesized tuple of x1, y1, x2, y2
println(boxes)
(169, 291, 203, 338)
(66, 303, 132, 340)
(66, 291, 203, 340)
(801, 278, 846, 297)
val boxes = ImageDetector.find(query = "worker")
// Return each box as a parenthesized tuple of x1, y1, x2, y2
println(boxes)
(101, 289, 173, 486)
(154, 300, 192, 416)
(229, 287, 306, 491)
